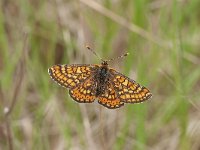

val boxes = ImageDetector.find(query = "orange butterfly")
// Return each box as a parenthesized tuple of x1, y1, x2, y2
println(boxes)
(48, 47, 152, 109)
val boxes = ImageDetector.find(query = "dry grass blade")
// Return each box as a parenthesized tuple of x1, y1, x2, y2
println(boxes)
(79, 0, 171, 48)
(3, 32, 29, 150)
(5, 32, 28, 117)
(79, 105, 97, 150)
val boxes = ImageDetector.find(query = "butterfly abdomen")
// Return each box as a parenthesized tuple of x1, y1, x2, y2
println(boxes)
(95, 65, 110, 96)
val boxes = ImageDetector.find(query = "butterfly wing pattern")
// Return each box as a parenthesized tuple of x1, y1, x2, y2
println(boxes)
(48, 61, 152, 109)
(98, 81, 124, 109)
(110, 69, 152, 104)
(69, 77, 96, 103)
(48, 64, 93, 89)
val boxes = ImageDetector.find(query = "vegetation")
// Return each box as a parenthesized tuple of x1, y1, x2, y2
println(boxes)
(0, 0, 200, 149)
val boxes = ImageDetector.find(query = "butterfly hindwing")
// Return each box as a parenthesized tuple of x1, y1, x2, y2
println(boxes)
(69, 77, 97, 103)
(98, 81, 124, 109)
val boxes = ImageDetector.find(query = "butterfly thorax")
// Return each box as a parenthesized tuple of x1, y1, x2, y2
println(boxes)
(95, 61, 110, 96)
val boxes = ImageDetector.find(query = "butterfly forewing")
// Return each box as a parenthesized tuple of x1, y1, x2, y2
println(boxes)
(110, 69, 152, 103)
(48, 64, 93, 89)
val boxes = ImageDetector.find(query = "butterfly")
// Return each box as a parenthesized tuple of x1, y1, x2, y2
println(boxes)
(48, 47, 152, 109)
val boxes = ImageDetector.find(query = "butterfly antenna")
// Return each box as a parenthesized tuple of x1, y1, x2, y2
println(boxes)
(86, 45, 104, 62)
(107, 52, 129, 62)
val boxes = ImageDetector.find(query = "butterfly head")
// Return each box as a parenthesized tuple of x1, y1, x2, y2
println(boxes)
(101, 60, 108, 66)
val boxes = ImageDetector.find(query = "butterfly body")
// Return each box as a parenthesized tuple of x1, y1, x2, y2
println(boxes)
(94, 61, 110, 96)
(48, 61, 152, 109)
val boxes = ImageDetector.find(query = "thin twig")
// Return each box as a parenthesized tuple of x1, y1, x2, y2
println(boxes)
(99, 107, 107, 150)
(0, 84, 13, 150)
(3, 32, 28, 150)
(79, 105, 96, 150)
(5, 119, 13, 150)
(5, 33, 28, 117)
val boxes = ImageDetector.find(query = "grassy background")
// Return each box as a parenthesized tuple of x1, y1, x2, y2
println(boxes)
(0, 0, 200, 149)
